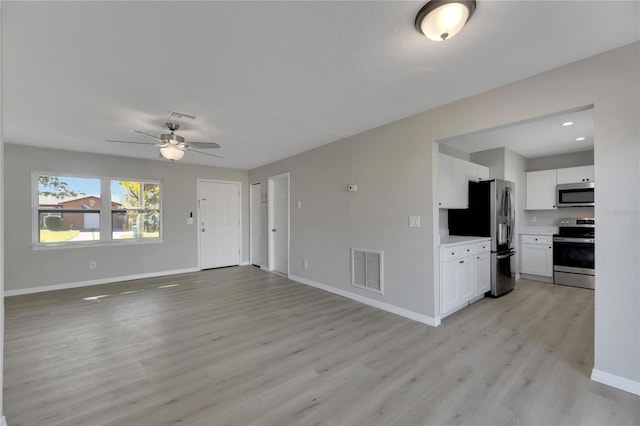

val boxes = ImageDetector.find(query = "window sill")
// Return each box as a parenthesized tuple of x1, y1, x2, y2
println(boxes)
(32, 238, 164, 251)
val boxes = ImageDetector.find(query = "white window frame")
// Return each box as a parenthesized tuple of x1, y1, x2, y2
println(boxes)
(32, 172, 164, 249)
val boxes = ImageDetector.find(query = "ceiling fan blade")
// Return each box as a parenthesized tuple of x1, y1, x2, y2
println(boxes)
(106, 140, 156, 145)
(189, 148, 224, 159)
(186, 142, 221, 149)
(133, 130, 162, 141)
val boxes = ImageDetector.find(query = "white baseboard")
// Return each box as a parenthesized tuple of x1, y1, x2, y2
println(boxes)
(239, 261, 250, 266)
(5, 267, 200, 297)
(260, 265, 270, 272)
(591, 368, 640, 396)
(1, 415, 7, 426)
(289, 274, 440, 327)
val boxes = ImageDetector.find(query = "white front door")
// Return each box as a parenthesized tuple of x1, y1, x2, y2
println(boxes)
(198, 180, 241, 269)
(268, 173, 289, 275)
(250, 183, 262, 266)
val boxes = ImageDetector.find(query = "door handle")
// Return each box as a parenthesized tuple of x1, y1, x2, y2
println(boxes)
(272, 228, 276, 232)
(496, 253, 515, 260)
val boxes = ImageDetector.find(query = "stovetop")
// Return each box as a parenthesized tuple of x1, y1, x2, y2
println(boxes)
(554, 217, 596, 238)
(556, 218, 595, 238)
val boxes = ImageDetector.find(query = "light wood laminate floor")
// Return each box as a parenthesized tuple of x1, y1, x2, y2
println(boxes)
(4, 267, 639, 425)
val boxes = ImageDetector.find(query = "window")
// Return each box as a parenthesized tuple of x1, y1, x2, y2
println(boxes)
(37, 175, 101, 243)
(111, 180, 161, 240)
(35, 174, 162, 246)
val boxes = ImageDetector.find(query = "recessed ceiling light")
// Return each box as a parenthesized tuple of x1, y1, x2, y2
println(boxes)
(562, 121, 574, 126)
(576, 137, 586, 141)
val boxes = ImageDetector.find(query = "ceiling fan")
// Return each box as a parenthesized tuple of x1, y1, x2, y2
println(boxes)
(106, 122, 222, 161)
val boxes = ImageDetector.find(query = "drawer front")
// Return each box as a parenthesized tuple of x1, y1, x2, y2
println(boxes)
(472, 241, 491, 254)
(521, 235, 553, 245)
(440, 244, 473, 261)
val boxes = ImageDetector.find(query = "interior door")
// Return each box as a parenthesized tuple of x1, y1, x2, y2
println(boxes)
(268, 174, 289, 275)
(250, 183, 262, 266)
(199, 180, 240, 269)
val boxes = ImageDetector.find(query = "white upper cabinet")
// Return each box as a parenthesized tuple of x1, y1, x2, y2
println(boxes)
(438, 153, 489, 209)
(525, 169, 557, 210)
(556, 165, 594, 184)
(525, 165, 595, 210)
(438, 154, 468, 209)
(466, 162, 490, 182)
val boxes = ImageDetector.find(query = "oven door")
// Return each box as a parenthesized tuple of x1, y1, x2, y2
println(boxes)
(553, 237, 595, 274)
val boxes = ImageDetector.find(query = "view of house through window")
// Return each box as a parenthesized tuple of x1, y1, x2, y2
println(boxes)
(111, 180, 161, 240)
(36, 174, 161, 245)
(37, 175, 102, 243)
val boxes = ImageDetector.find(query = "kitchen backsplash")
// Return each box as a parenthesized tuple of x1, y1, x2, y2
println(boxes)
(525, 207, 594, 226)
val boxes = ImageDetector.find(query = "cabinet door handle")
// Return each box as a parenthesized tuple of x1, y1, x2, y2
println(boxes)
(459, 260, 464, 264)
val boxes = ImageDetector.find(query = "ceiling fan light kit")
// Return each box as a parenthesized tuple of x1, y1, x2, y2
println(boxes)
(415, 0, 476, 41)
(160, 145, 185, 161)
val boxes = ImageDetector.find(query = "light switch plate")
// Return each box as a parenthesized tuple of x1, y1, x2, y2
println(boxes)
(409, 216, 421, 227)
(187, 218, 194, 224)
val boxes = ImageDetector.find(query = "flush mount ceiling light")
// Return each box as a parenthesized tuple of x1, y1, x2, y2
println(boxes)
(562, 121, 575, 126)
(576, 137, 586, 141)
(415, 0, 477, 41)
(160, 145, 185, 161)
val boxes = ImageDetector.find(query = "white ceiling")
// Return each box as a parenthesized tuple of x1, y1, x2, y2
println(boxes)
(440, 107, 594, 158)
(3, 1, 638, 169)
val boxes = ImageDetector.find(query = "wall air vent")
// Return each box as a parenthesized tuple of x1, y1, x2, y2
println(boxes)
(351, 248, 384, 294)
(166, 111, 196, 121)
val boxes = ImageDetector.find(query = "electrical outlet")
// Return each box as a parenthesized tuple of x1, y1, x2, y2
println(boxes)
(531, 216, 537, 223)
(89, 261, 96, 270)
(303, 260, 309, 269)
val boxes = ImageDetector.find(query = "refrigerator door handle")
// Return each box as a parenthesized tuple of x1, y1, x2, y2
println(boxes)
(496, 252, 516, 260)
(506, 186, 515, 247)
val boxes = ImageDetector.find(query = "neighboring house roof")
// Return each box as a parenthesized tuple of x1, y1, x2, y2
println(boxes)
(38, 194, 122, 207)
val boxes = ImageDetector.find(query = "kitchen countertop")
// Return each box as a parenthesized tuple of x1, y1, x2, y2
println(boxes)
(519, 226, 558, 236)
(440, 235, 491, 247)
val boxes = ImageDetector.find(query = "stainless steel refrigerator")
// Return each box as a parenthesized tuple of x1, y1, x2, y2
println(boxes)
(448, 179, 516, 297)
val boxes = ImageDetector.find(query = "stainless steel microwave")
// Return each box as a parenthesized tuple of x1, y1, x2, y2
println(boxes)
(557, 182, 595, 207)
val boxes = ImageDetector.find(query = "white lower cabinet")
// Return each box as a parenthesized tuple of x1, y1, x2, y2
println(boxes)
(474, 252, 491, 294)
(521, 234, 553, 277)
(440, 240, 491, 318)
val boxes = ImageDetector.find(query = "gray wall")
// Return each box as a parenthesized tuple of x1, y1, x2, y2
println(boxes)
(4, 144, 250, 291)
(249, 42, 640, 389)
(438, 144, 470, 161)
(470, 147, 506, 180)
(527, 149, 594, 171)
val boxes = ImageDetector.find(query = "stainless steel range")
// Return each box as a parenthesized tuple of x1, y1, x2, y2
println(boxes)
(553, 218, 595, 289)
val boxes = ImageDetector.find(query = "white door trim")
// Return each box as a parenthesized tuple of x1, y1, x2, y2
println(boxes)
(196, 178, 242, 270)
(267, 172, 290, 276)
(249, 182, 262, 266)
